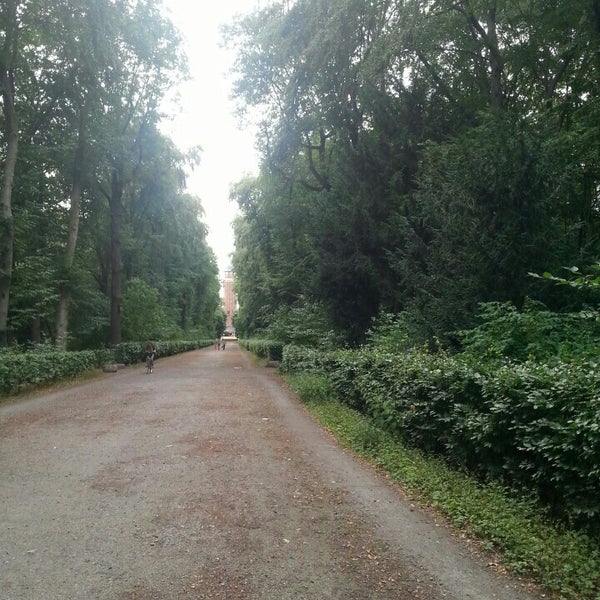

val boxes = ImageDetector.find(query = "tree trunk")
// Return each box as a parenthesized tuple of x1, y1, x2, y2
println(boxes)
(485, 1, 504, 111)
(31, 314, 41, 345)
(0, 1, 19, 346)
(109, 167, 123, 347)
(593, 0, 600, 87)
(461, 0, 505, 111)
(56, 125, 85, 350)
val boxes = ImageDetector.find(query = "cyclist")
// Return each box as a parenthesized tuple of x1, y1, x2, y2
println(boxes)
(144, 340, 157, 373)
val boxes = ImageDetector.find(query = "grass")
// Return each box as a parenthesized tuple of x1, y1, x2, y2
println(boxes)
(284, 372, 600, 600)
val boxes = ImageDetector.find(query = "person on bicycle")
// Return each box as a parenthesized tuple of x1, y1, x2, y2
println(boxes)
(144, 340, 157, 372)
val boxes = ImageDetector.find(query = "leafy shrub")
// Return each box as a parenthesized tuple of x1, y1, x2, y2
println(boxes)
(479, 360, 600, 522)
(0, 340, 213, 396)
(114, 342, 145, 365)
(293, 393, 600, 600)
(457, 300, 600, 362)
(284, 372, 335, 404)
(310, 346, 600, 528)
(365, 311, 424, 352)
(0, 348, 107, 397)
(266, 299, 336, 348)
(281, 345, 373, 410)
(115, 339, 214, 365)
(239, 339, 284, 361)
(280, 344, 323, 372)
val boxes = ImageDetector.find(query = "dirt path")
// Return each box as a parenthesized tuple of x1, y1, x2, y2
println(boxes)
(0, 343, 541, 600)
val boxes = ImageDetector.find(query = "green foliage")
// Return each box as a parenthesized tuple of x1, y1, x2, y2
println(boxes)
(410, 115, 580, 341)
(365, 311, 424, 353)
(239, 338, 284, 361)
(213, 307, 227, 339)
(0, 340, 214, 396)
(0, 347, 110, 397)
(266, 298, 337, 348)
(293, 345, 600, 528)
(283, 372, 335, 405)
(120, 278, 164, 342)
(1, 0, 222, 349)
(288, 376, 600, 600)
(228, 0, 600, 345)
(280, 343, 324, 373)
(531, 263, 600, 290)
(457, 301, 600, 362)
(114, 339, 214, 365)
(67, 284, 111, 350)
(113, 342, 145, 366)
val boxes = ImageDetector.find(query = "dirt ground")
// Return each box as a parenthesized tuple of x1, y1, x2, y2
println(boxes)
(0, 343, 543, 599)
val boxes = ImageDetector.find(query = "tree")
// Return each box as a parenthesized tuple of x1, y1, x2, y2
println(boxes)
(0, 0, 20, 345)
(89, 0, 186, 346)
(229, 0, 600, 345)
(121, 277, 163, 341)
(1, 0, 225, 349)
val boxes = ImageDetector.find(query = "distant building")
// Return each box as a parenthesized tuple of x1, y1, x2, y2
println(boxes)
(221, 270, 237, 332)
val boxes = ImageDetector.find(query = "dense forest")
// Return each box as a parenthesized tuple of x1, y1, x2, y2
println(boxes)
(4, 0, 599, 351)
(227, 0, 600, 346)
(0, 0, 222, 350)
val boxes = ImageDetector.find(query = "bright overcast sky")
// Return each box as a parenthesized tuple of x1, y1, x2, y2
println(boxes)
(160, 1, 262, 275)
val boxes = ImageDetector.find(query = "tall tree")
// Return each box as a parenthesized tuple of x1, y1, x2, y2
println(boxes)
(229, 0, 600, 344)
(52, 0, 109, 349)
(90, 0, 186, 346)
(0, 0, 19, 345)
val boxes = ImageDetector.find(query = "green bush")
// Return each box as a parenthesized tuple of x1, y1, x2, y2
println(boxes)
(266, 299, 336, 348)
(457, 300, 600, 362)
(239, 338, 284, 361)
(365, 311, 424, 353)
(280, 343, 323, 372)
(0, 340, 214, 397)
(284, 372, 335, 404)
(115, 339, 214, 365)
(0, 347, 108, 397)
(303, 345, 600, 529)
(287, 387, 600, 600)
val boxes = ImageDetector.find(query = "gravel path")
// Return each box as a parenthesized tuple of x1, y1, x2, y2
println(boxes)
(0, 343, 542, 599)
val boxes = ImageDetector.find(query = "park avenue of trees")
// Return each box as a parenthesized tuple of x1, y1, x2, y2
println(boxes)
(227, 0, 600, 346)
(2, 0, 600, 351)
(3, 3, 600, 595)
(1, 0, 222, 349)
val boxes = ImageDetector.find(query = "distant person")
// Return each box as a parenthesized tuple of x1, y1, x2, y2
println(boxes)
(144, 340, 157, 373)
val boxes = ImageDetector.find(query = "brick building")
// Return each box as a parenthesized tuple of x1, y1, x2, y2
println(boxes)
(221, 270, 237, 332)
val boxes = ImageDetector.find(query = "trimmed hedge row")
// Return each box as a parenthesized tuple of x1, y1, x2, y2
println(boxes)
(0, 348, 112, 397)
(239, 338, 284, 361)
(281, 344, 600, 526)
(0, 339, 215, 397)
(115, 339, 214, 365)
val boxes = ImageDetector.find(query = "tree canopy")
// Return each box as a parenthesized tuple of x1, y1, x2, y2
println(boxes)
(0, 0, 222, 348)
(227, 0, 600, 345)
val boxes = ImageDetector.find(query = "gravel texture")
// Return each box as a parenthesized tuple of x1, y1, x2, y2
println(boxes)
(0, 343, 543, 599)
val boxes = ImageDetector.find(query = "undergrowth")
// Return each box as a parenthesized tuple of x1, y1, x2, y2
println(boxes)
(284, 372, 600, 600)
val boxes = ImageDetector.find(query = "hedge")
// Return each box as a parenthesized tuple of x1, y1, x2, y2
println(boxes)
(0, 348, 111, 397)
(115, 339, 214, 365)
(0, 339, 215, 397)
(239, 338, 284, 361)
(280, 344, 600, 528)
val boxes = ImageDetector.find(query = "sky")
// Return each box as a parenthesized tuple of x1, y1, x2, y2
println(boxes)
(160, 1, 262, 275)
